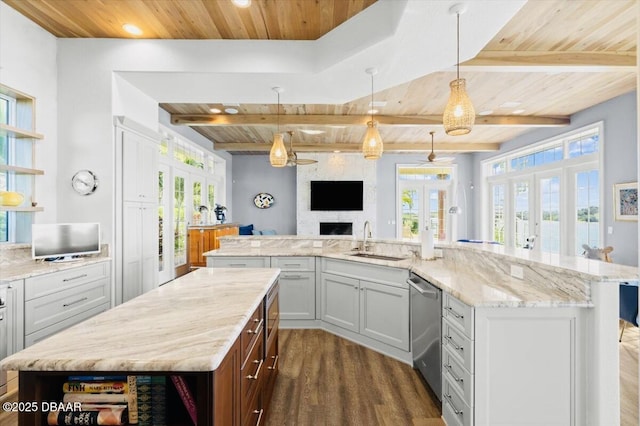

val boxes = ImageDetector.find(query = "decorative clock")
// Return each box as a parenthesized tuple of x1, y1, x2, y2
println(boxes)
(71, 170, 99, 195)
(253, 192, 274, 209)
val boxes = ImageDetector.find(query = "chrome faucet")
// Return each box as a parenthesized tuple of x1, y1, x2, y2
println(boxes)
(362, 220, 372, 252)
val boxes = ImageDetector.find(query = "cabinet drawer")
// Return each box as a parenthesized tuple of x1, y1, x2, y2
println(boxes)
(241, 302, 264, 364)
(25, 262, 109, 301)
(243, 389, 264, 426)
(263, 328, 279, 412)
(442, 318, 474, 374)
(25, 279, 110, 334)
(25, 303, 109, 347)
(442, 345, 474, 405)
(443, 292, 474, 339)
(321, 258, 409, 288)
(207, 257, 271, 268)
(270, 256, 315, 271)
(241, 335, 264, 425)
(443, 375, 473, 426)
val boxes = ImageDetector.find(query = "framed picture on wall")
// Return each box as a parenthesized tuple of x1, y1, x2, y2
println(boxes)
(613, 182, 638, 221)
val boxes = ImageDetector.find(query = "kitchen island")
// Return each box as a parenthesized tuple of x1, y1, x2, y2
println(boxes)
(207, 235, 638, 426)
(1, 267, 281, 425)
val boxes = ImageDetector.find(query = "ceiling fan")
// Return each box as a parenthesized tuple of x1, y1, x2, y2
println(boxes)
(286, 131, 318, 166)
(422, 131, 455, 164)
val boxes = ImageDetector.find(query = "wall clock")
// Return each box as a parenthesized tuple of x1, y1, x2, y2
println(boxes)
(253, 193, 274, 209)
(71, 169, 99, 195)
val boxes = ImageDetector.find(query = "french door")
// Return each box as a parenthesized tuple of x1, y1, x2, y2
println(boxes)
(158, 164, 173, 284)
(399, 182, 452, 242)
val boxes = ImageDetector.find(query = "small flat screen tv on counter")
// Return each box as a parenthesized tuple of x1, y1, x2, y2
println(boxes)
(310, 180, 363, 211)
(32, 223, 101, 261)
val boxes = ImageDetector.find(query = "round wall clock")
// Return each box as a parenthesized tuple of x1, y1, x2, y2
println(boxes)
(71, 170, 99, 195)
(253, 192, 274, 209)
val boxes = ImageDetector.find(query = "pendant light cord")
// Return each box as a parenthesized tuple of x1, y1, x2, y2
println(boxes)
(370, 73, 374, 124)
(277, 91, 280, 133)
(456, 12, 460, 81)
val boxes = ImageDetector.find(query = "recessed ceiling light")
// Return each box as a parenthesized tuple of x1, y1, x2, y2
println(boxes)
(300, 129, 325, 135)
(209, 108, 222, 114)
(512, 109, 526, 114)
(122, 23, 143, 36)
(224, 108, 239, 114)
(367, 109, 379, 115)
(478, 110, 493, 116)
(231, 0, 251, 7)
(499, 101, 521, 108)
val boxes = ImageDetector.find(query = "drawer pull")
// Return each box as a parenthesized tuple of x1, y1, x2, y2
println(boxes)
(444, 393, 463, 416)
(283, 263, 300, 267)
(268, 354, 279, 370)
(246, 358, 264, 380)
(63, 297, 88, 308)
(445, 305, 464, 319)
(246, 319, 263, 335)
(63, 274, 88, 282)
(253, 408, 264, 426)
(444, 363, 463, 383)
(445, 334, 463, 351)
(229, 263, 247, 267)
(283, 274, 303, 279)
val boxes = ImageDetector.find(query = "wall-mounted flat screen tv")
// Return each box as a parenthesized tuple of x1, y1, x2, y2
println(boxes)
(32, 223, 101, 261)
(310, 181, 363, 211)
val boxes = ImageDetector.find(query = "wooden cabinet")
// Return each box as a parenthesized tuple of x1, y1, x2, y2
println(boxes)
(320, 258, 410, 352)
(189, 225, 239, 268)
(263, 282, 280, 413)
(271, 256, 316, 321)
(23, 262, 111, 347)
(214, 337, 241, 426)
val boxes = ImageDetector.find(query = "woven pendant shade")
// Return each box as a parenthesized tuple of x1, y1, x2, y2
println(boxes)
(269, 132, 287, 167)
(362, 121, 383, 160)
(443, 78, 475, 136)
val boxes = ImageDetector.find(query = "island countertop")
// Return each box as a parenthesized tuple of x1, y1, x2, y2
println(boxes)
(1, 267, 280, 372)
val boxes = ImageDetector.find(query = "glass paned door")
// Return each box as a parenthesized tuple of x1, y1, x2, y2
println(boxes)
(514, 181, 530, 248)
(401, 188, 420, 240)
(492, 184, 506, 244)
(575, 170, 599, 254)
(539, 176, 561, 254)
(399, 184, 450, 242)
(158, 165, 173, 284)
(174, 172, 187, 267)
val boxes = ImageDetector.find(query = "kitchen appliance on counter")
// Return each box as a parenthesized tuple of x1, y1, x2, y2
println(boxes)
(408, 273, 442, 400)
(214, 204, 227, 224)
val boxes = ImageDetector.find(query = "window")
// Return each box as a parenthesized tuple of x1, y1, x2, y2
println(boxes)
(0, 95, 10, 242)
(174, 174, 186, 267)
(483, 123, 602, 255)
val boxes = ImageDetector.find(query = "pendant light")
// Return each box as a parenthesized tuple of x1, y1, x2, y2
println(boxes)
(269, 87, 287, 167)
(443, 3, 475, 136)
(362, 67, 383, 160)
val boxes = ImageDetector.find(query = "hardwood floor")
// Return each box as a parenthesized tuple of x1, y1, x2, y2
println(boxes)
(620, 322, 639, 426)
(265, 329, 443, 426)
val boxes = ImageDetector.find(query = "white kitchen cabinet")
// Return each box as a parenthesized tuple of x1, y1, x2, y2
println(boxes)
(122, 202, 158, 302)
(359, 279, 409, 350)
(320, 272, 360, 333)
(122, 130, 158, 203)
(271, 256, 316, 321)
(207, 256, 271, 268)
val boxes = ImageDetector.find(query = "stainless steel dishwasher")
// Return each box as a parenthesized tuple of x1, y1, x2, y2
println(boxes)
(408, 273, 442, 400)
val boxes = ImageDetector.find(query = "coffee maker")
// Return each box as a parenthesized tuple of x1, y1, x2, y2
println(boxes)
(214, 204, 227, 224)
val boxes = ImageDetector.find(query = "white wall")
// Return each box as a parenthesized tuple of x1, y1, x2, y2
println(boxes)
(0, 3, 58, 227)
(296, 153, 376, 237)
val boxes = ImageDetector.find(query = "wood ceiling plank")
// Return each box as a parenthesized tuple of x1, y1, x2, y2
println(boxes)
(213, 142, 500, 153)
(464, 51, 636, 72)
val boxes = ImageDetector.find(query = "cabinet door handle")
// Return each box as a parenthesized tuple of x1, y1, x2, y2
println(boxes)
(246, 318, 263, 335)
(63, 274, 88, 282)
(444, 393, 463, 416)
(63, 297, 88, 308)
(444, 363, 463, 383)
(283, 274, 303, 279)
(268, 354, 279, 370)
(253, 408, 264, 426)
(445, 334, 463, 351)
(445, 305, 464, 319)
(246, 358, 264, 380)
(229, 263, 246, 267)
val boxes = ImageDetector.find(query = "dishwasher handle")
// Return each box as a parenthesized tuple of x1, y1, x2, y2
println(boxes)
(407, 278, 439, 299)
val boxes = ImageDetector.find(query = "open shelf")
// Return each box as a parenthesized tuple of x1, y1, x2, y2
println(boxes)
(0, 123, 44, 140)
(0, 165, 44, 175)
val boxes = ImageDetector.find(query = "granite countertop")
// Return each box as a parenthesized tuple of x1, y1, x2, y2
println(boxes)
(1, 267, 280, 372)
(188, 223, 239, 229)
(1, 257, 111, 282)
(205, 245, 638, 308)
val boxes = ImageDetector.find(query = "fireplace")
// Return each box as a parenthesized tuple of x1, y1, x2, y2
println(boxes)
(319, 222, 353, 235)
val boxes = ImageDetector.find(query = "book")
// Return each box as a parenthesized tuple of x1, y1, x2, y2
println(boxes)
(134, 376, 152, 426)
(151, 376, 166, 426)
(67, 375, 127, 382)
(62, 393, 128, 404)
(63, 381, 128, 393)
(171, 375, 197, 426)
(47, 406, 128, 425)
(127, 375, 139, 424)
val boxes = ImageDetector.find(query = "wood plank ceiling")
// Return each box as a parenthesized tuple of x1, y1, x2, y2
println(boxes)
(6, 0, 636, 155)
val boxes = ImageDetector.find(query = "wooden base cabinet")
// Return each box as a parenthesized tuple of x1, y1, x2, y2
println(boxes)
(189, 225, 239, 268)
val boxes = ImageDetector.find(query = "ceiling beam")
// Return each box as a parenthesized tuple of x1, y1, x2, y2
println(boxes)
(463, 51, 637, 73)
(172, 114, 569, 127)
(213, 142, 500, 153)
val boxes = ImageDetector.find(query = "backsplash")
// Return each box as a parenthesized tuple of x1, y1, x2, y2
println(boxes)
(0, 243, 110, 270)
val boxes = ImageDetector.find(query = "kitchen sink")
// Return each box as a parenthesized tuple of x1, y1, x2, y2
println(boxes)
(347, 252, 408, 261)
